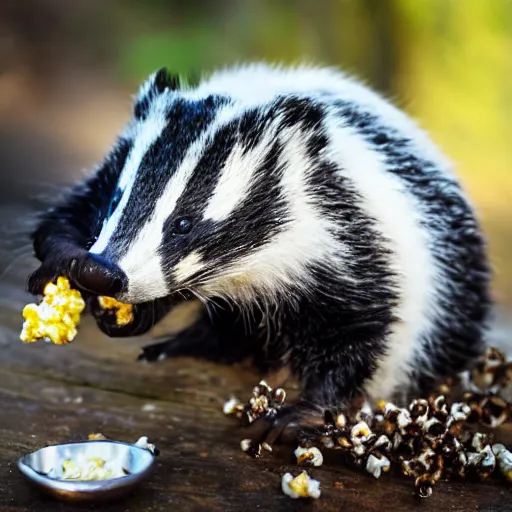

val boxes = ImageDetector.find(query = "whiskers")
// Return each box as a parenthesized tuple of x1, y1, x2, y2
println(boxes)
(177, 266, 287, 338)
(0, 210, 38, 285)
(0, 244, 35, 282)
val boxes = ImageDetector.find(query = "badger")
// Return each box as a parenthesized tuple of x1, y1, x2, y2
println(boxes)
(27, 63, 491, 440)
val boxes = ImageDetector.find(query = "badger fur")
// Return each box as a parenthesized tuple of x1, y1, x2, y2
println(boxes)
(27, 63, 491, 435)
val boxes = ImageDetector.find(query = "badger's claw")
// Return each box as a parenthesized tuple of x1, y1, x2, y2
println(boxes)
(27, 263, 67, 296)
(88, 297, 153, 338)
(138, 340, 171, 362)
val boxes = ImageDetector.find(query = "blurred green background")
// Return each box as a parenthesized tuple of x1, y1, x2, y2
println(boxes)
(0, 0, 511, 309)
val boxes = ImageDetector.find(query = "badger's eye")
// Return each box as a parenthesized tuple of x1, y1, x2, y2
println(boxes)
(107, 187, 123, 218)
(173, 216, 193, 235)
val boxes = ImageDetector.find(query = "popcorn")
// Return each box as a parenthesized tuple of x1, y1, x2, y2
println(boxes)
(281, 471, 321, 499)
(20, 276, 134, 345)
(223, 397, 244, 417)
(20, 277, 85, 344)
(61, 456, 126, 481)
(294, 446, 324, 467)
(366, 453, 391, 479)
(492, 444, 512, 482)
(226, 346, 512, 500)
(97, 296, 134, 326)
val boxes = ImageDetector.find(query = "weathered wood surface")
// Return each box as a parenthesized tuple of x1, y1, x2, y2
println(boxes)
(0, 246, 512, 511)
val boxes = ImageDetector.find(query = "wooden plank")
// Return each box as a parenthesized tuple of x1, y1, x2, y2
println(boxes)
(0, 255, 512, 511)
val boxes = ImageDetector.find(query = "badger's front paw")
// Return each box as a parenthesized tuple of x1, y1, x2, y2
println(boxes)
(244, 400, 324, 450)
(26, 262, 69, 296)
(87, 297, 155, 338)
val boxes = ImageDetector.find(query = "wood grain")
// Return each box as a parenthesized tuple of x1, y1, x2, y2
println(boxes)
(0, 258, 511, 511)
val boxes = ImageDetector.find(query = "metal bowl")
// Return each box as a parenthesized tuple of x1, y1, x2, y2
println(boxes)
(17, 440, 156, 502)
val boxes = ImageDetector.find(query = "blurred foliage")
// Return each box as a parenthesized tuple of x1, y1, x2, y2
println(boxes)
(0, 0, 511, 302)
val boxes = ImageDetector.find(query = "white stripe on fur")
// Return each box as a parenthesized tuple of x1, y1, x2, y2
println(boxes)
(198, 124, 349, 303)
(323, 115, 436, 402)
(89, 92, 170, 256)
(118, 104, 243, 302)
(203, 123, 279, 222)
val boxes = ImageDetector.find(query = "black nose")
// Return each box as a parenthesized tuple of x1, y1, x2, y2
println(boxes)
(69, 253, 127, 296)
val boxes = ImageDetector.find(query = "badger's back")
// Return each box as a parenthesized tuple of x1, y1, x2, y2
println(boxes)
(187, 64, 491, 400)
(81, 63, 491, 403)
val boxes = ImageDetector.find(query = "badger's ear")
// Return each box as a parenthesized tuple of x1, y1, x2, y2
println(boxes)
(133, 67, 181, 120)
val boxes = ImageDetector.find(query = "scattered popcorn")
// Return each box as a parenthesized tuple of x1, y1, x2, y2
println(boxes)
(97, 296, 134, 326)
(226, 346, 512, 499)
(294, 446, 323, 467)
(20, 277, 85, 344)
(281, 471, 321, 499)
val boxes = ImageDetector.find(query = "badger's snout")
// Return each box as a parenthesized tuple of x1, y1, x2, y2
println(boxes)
(70, 253, 127, 297)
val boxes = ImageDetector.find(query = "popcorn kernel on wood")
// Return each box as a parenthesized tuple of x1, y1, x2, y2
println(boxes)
(20, 277, 85, 345)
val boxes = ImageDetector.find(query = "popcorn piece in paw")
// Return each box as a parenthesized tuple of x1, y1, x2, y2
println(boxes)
(20, 277, 85, 345)
(97, 296, 134, 326)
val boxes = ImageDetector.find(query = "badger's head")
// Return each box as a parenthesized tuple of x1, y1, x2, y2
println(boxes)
(81, 67, 337, 305)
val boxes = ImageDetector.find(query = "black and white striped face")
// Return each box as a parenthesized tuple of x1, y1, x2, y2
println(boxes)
(89, 68, 335, 304)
